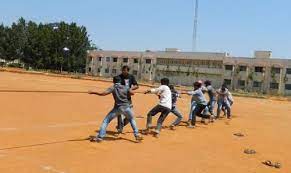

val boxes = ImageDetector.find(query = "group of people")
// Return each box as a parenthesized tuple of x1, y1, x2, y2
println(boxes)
(88, 66, 234, 143)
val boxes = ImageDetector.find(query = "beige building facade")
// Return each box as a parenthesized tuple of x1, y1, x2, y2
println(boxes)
(86, 50, 291, 96)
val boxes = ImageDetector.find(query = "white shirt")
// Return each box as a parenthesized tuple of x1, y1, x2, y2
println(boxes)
(150, 85, 172, 109)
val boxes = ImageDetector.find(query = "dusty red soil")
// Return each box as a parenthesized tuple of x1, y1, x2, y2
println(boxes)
(0, 71, 290, 173)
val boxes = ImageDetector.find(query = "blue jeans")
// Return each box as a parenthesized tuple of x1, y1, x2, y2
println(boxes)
(203, 99, 216, 115)
(98, 106, 139, 138)
(217, 100, 231, 118)
(188, 102, 197, 120)
(171, 107, 183, 126)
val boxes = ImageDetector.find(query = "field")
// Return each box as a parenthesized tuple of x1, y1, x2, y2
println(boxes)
(0, 71, 290, 173)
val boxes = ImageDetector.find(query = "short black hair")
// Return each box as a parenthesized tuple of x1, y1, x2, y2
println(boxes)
(113, 76, 122, 84)
(194, 81, 202, 88)
(169, 84, 175, 90)
(160, 78, 170, 86)
(204, 80, 211, 86)
(122, 65, 130, 71)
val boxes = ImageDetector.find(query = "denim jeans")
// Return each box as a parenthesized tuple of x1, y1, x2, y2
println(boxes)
(217, 100, 231, 118)
(203, 99, 216, 116)
(147, 105, 171, 133)
(191, 104, 208, 126)
(116, 104, 133, 132)
(188, 102, 197, 121)
(98, 106, 139, 138)
(171, 107, 183, 126)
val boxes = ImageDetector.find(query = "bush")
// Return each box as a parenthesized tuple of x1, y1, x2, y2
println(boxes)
(7, 63, 22, 68)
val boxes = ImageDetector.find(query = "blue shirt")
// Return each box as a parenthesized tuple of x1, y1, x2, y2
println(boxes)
(187, 88, 208, 106)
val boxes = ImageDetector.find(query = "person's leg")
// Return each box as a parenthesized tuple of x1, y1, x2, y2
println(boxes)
(209, 100, 216, 115)
(146, 105, 161, 130)
(188, 102, 196, 125)
(216, 102, 223, 119)
(116, 114, 124, 133)
(191, 105, 205, 127)
(97, 108, 118, 139)
(155, 107, 171, 134)
(121, 107, 142, 141)
(225, 101, 231, 119)
(170, 107, 183, 127)
(121, 104, 133, 128)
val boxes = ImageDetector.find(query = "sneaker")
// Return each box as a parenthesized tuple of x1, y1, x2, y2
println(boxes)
(153, 129, 160, 138)
(142, 128, 150, 135)
(135, 134, 143, 142)
(187, 124, 195, 128)
(90, 136, 103, 143)
(209, 115, 215, 123)
(201, 118, 206, 124)
(116, 126, 123, 134)
(169, 125, 175, 130)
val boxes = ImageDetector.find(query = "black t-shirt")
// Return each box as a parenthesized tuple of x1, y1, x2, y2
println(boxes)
(118, 74, 138, 88)
(118, 74, 138, 102)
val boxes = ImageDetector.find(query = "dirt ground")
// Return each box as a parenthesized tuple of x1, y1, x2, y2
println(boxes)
(0, 71, 290, 173)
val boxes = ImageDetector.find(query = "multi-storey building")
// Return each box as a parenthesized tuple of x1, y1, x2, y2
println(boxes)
(86, 50, 291, 96)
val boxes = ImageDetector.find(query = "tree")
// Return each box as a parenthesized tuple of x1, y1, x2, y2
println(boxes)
(0, 17, 94, 73)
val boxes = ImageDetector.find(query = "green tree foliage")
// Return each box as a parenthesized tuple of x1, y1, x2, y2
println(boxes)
(0, 18, 93, 73)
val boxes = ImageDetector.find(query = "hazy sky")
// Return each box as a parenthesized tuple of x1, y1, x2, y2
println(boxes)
(1, 0, 291, 58)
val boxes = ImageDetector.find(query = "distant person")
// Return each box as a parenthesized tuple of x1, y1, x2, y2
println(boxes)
(144, 78, 172, 137)
(168, 85, 183, 130)
(116, 65, 139, 134)
(202, 80, 216, 122)
(216, 84, 232, 119)
(88, 76, 142, 143)
(181, 81, 211, 128)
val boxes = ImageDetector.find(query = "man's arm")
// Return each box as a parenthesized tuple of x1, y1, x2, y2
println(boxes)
(88, 87, 113, 96)
(144, 86, 162, 94)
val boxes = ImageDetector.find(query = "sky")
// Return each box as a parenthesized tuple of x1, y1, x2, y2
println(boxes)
(0, 0, 291, 58)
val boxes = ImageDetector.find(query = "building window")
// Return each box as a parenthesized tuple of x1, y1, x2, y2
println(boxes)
(253, 81, 262, 88)
(239, 66, 247, 72)
(105, 68, 109, 73)
(286, 68, 291, 75)
(98, 57, 102, 61)
(133, 70, 138, 76)
(146, 59, 152, 64)
(113, 57, 118, 62)
(88, 67, 92, 72)
(285, 84, 291, 90)
(270, 83, 279, 89)
(224, 79, 231, 86)
(134, 59, 139, 63)
(112, 69, 117, 74)
(225, 65, 233, 71)
(238, 80, 245, 87)
(255, 67, 264, 73)
(97, 68, 101, 72)
(123, 58, 128, 63)
(271, 67, 281, 74)
(105, 57, 110, 62)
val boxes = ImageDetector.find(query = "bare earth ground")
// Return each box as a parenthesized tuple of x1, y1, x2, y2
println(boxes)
(0, 71, 290, 173)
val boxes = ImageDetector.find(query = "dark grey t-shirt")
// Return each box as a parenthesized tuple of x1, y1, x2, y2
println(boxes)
(106, 84, 130, 107)
(206, 85, 216, 101)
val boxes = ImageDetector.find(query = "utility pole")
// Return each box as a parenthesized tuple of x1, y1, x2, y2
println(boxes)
(192, 0, 199, 52)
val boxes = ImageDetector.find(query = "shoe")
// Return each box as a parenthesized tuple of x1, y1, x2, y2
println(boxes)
(187, 124, 195, 128)
(90, 136, 103, 143)
(135, 134, 143, 142)
(169, 125, 175, 130)
(209, 115, 215, 123)
(142, 128, 150, 135)
(153, 129, 160, 138)
(186, 120, 191, 126)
